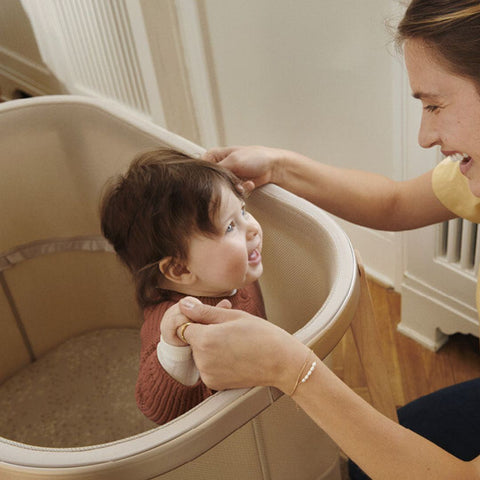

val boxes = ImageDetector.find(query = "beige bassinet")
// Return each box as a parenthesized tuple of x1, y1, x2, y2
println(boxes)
(0, 96, 390, 480)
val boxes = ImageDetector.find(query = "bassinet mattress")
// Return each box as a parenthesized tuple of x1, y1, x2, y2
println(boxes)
(0, 328, 155, 447)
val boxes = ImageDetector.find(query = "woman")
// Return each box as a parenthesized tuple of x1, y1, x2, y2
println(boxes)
(176, 1, 480, 478)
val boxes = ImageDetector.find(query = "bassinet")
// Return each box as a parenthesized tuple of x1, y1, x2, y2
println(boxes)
(0, 96, 362, 480)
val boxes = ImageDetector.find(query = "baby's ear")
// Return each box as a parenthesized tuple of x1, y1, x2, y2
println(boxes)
(158, 257, 195, 285)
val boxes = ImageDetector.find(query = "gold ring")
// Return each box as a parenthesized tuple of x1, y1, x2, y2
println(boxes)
(178, 322, 192, 344)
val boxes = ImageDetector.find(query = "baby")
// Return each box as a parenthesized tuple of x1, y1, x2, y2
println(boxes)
(100, 148, 266, 424)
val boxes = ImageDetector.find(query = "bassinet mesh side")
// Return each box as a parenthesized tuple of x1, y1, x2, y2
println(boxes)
(0, 97, 357, 480)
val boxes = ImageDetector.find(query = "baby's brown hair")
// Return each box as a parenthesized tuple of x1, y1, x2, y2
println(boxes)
(100, 148, 243, 308)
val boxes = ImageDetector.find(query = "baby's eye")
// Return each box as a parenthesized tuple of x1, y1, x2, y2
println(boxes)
(226, 222, 235, 233)
(241, 206, 246, 216)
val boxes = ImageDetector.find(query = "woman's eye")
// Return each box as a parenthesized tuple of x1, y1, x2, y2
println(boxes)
(424, 105, 439, 113)
(226, 222, 235, 233)
(241, 206, 246, 216)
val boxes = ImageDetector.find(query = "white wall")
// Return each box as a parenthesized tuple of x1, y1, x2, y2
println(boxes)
(0, 0, 65, 98)
(203, 0, 395, 172)
(0, 0, 406, 287)
(201, 0, 404, 287)
(4, 0, 473, 344)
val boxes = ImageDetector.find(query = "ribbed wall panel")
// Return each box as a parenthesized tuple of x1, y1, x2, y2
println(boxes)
(40, 0, 152, 116)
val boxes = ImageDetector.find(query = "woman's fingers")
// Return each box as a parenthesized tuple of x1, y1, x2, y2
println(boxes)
(160, 303, 194, 346)
(179, 297, 237, 324)
(215, 299, 232, 309)
(202, 146, 240, 164)
(183, 316, 309, 392)
(174, 299, 232, 344)
(243, 180, 256, 192)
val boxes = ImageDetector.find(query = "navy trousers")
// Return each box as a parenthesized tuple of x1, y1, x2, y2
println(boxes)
(348, 378, 480, 479)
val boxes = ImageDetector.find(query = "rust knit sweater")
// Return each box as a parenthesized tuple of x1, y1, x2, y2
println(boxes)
(135, 282, 266, 425)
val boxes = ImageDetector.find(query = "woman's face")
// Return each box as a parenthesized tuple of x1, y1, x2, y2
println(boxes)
(405, 38, 480, 196)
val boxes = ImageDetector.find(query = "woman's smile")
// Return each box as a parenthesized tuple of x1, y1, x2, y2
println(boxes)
(444, 151, 473, 175)
(459, 156, 474, 175)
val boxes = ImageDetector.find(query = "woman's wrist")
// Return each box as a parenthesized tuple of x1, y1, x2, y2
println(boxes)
(272, 149, 311, 190)
(270, 148, 292, 186)
(272, 336, 312, 394)
(288, 349, 318, 396)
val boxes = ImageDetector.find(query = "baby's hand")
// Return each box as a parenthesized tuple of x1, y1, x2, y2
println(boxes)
(160, 302, 192, 347)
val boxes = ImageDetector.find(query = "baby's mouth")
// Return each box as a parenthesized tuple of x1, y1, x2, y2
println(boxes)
(248, 249, 261, 263)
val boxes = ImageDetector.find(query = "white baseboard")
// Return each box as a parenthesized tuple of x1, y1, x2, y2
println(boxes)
(400, 275, 479, 350)
(396, 321, 448, 352)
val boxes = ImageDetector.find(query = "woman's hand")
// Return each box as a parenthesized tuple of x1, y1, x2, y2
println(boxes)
(178, 297, 309, 393)
(160, 298, 232, 347)
(203, 145, 288, 193)
(159, 302, 193, 347)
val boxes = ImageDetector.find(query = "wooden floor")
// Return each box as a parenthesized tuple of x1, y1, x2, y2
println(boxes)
(331, 278, 480, 409)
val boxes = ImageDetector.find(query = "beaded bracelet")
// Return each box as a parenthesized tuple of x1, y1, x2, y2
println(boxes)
(289, 350, 317, 396)
(300, 360, 317, 384)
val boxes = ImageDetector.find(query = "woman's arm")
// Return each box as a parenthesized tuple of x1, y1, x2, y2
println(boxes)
(179, 298, 480, 480)
(205, 146, 456, 230)
(293, 354, 480, 480)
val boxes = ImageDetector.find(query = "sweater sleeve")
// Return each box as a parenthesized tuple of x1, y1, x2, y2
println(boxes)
(156, 337, 200, 385)
(135, 302, 212, 425)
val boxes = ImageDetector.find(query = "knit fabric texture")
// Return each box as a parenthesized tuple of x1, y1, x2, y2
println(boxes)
(135, 282, 266, 424)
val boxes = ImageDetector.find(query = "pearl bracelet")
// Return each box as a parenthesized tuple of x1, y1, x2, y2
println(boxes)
(300, 360, 317, 384)
(288, 350, 316, 396)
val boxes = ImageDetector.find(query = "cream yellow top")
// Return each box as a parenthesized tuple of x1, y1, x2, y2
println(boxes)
(432, 157, 480, 320)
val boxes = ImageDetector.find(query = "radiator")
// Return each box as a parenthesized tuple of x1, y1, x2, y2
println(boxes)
(18, 0, 165, 124)
(439, 219, 480, 276)
(399, 213, 479, 351)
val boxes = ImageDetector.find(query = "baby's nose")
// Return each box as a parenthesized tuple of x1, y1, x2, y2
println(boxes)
(246, 223, 259, 239)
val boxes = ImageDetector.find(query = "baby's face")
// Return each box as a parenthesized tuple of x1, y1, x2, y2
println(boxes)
(185, 186, 263, 297)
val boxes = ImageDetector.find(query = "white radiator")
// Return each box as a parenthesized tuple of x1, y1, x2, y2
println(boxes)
(438, 219, 480, 276)
(20, 0, 165, 124)
(400, 211, 479, 351)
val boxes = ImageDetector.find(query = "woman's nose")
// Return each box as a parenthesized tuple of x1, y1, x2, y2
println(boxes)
(418, 113, 440, 149)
